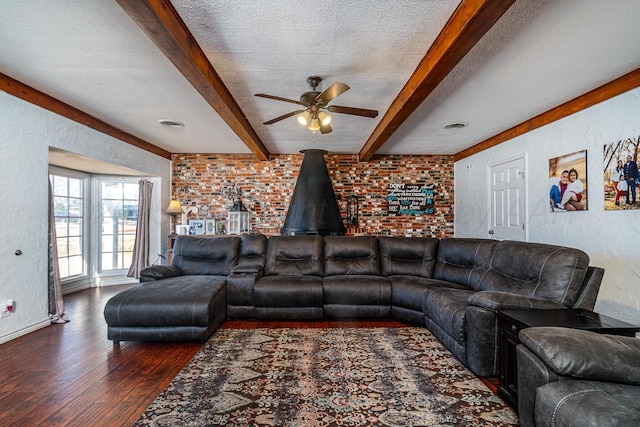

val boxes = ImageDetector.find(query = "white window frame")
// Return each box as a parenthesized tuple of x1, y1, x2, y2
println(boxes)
(91, 176, 141, 286)
(49, 166, 92, 293)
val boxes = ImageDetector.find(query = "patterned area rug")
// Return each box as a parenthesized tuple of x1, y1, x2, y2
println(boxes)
(135, 328, 518, 426)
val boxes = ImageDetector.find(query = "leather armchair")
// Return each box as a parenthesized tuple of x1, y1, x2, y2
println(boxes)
(517, 326, 640, 427)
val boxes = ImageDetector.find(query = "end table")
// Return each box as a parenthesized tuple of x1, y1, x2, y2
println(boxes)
(497, 308, 640, 410)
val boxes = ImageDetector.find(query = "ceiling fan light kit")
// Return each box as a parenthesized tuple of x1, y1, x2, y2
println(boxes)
(256, 76, 378, 135)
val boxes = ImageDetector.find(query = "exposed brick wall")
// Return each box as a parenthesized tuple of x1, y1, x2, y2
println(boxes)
(172, 153, 454, 237)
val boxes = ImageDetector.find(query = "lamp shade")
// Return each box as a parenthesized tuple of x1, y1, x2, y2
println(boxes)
(318, 111, 331, 126)
(166, 200, 182, 214)
(296, 110, 311, 126)
(308, 117, 321, 131)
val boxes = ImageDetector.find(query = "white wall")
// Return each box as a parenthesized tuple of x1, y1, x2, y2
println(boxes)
(455, 87, 640, 324)
(0, 92, 171, 343)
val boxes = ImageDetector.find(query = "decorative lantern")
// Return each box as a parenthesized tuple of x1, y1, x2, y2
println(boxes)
(347, 194, 359, 226)
(227, 197, 250, 234)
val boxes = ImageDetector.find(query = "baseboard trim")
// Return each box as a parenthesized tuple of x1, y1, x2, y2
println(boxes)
(0, 318, 50, 344)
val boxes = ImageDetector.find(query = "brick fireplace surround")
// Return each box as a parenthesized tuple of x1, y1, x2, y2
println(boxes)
(172, 153, 454, 237)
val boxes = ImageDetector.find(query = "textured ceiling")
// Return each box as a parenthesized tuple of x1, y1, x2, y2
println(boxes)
(1, 0, 639, 165)
(170, 0, 459, 154)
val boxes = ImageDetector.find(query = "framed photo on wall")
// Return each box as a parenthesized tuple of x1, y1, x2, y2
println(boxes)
(549, 150, 587, 212)
(603, 138, 639, 210)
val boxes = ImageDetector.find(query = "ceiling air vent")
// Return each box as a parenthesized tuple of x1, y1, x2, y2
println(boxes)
(443, 122, 468, 130)
(159, 120, 184, 128)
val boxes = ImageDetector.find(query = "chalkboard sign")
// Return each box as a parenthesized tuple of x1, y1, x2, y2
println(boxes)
(386, 183, 434, 215)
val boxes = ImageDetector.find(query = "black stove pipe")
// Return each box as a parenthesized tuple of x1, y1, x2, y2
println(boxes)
(281, 149, 346, 236)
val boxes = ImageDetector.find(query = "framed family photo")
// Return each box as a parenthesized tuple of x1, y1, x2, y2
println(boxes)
(549, 150, 587, 212)
(603, 138, 639, 210)
(188, 219, 205, 235)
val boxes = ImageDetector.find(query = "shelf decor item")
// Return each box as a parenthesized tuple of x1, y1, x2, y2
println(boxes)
(205, 219, 217, 235)
(188, 219, 205, 235)
(227, 197, 250, 235)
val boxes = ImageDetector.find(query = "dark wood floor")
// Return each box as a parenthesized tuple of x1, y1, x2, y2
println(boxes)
(0, 285, 412, 426)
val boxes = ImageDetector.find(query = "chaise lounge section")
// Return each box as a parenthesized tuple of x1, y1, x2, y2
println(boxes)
(104, 236, 239, 343)
(104, 234, 603, 379)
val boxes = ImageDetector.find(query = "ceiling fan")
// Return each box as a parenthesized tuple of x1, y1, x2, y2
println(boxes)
(255, 76, 378, 134)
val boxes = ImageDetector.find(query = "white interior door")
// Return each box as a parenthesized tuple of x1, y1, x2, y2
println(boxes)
(489, 156, 526, 241)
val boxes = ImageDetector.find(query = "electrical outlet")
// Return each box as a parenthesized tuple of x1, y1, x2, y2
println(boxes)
(0, 304, 9, 319)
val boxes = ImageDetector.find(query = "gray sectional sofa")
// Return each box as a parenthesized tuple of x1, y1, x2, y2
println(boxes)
(104, 234, 603, 378)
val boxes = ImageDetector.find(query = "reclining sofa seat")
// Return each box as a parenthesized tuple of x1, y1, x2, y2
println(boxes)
(423, 238, 591, 377)
(379, 236, 467, 325)
(253, 235, 324, 319)
(517, 327, 640, 427)
(323, 236, 391, 318)
(103, 235, 240, 343)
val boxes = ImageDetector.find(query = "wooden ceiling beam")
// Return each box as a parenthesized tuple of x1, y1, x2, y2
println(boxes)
(358, 0, 515, 162)
(116, 0, 270, 161)
(0, 72, 171, 159)
(454, 68, 640, 161)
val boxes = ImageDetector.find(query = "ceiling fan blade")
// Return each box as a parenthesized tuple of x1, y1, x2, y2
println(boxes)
(263, 110, 305, 125)
(255, 93, 305, 106)
(315, 82, 350, 105)
(320, 123, 332, 134)
(327, 105, 378, 118)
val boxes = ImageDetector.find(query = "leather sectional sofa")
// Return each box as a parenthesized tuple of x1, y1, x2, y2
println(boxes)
(104, 234, 603, 378)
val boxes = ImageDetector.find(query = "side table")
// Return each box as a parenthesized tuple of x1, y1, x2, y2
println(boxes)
(497, 308, 640, 410)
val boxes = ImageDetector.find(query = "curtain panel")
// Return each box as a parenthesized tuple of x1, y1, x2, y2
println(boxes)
(48, 181, 70, 323)
(127, 180, 153, 278)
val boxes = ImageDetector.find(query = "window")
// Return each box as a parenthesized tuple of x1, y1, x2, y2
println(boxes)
(50, 171, 87, 280)
(49, 165, 157, 291)
(99, 180, 139, 272)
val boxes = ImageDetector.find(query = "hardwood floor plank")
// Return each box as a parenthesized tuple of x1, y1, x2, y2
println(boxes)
(0, 285, 203, 426)
(0, 285, 493, 425)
